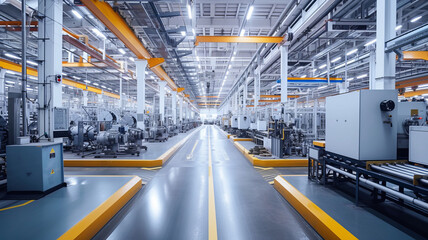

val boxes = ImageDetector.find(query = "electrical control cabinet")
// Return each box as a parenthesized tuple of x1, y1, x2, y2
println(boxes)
(6, 142, 64, 192)
(397, 102, 426, 150)
(409, 126, 428, 165)
(326, 90, 397, 160)
(238, 115, 250, 129)
(231, 116, 238, 128)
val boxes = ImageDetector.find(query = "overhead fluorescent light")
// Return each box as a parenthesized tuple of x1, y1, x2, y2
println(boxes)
(84, 80, 91, 84)
(246, 6, 254, 20)
(233, 51, 237, 55)
(364, 39, 376, 46)
(357, 74, 367, 79)
(187, 4, 192, 19)
(231, 56, 235, 61)
(129, 57, 135, 62)
(93, 83, 99, 86)
(92, 28, 106, 39)
(312, 69, 317, 72)
(319, 64, 327, 69)
(119, 49, 126, 54)
(301, 75, 307, 78)
(101, 85, 107, 89)
(192, 28, 196, 35)
(5, 80, 15, 84)
(196, 56, 200, 61)
(410, 16, 422, 23)
(346, 49, 358, 56)
(395, 25, 402, 30)
(239, 29, 246, 36)
(181, 31, 186, 36)
(71, 10, 83, 19)
(5, 53, 20, 59)
(73, 76, 81, 80)
(348, 77, 354, 81)
(198, 64, 201, 69)
(62, 72, 67, 76)
(228, 65, 231, 69)
(331, 57, 341, 63)
(26, 60, 37, 66)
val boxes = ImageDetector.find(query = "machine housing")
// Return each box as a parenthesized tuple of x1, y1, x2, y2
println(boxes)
(326, 90, 397, 160)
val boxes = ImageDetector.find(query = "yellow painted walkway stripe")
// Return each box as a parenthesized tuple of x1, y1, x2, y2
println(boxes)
(208, 128, 218, 240)
(141, 166, 162, 170)
(58, 176, 142, 240)
(274, 176, 357, 240)
(191, 140, 199, 155)
(0, 200, 34, 212)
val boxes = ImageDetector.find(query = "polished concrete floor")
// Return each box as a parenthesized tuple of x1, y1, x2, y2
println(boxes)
(92, 125, 320, 239)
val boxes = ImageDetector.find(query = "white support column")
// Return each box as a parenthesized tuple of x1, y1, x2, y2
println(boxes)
(369, 49, 376, 89)
(119, 73, 123, 109)
(179, 96, 183, 123)
(82, 91, 88, 106)
(136, 59, 147, 129)
(243, 81, 248, 113)
(375, 0, 396, 90)
(98, 93, 103, 105)
(172, 91, 177, 124)
(158, 81, 167, 123)
(37, 0, 62, 139)
(254, 61, 260, 109)
(280, 45, 288, 103)
(0, 69, 5, 113)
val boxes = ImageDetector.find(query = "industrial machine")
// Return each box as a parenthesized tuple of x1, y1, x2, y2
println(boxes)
(309, 90, 428, 212)
(397, 101, 426, 158)
(269, 119, 307, 158)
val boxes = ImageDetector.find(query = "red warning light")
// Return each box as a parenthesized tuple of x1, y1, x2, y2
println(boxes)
(55, 74, 62, 83)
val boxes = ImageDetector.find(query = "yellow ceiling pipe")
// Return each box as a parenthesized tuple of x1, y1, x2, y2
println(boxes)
(0, 58, 119, 99)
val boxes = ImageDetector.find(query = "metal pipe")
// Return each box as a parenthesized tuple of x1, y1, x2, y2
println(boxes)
(403, 164, 428, 174)
(327, 165, 428, 210)
(388, 164, 428, 175)
(384, 164, 421, 176)
(21, 0, 27, 136)
(371, 165, 414, 181)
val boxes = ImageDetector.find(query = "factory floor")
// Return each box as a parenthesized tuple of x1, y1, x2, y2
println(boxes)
(1, 125, 426, 239)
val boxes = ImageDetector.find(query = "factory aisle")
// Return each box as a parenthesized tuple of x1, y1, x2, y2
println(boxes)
(101, 125, 319, 239)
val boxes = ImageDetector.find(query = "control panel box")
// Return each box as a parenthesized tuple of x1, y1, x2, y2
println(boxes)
(6, 142, 64, 192)
(326, 90, 397, 160)
(409, 126, 428, 165)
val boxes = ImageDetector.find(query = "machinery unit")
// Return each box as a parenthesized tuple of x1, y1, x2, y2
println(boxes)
(409, 126, 428, 165)
(230, 116, 238, 128)
(6, 142, 64, 192)
(237, 115, 250, 129)
(326, 90, 397, 161)
(257, 120, 267, 131)
(397, 101, 426, 157)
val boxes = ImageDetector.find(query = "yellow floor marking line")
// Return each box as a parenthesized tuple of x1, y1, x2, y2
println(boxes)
(254, 166, 274, 170)
(208, 128, 218, 240)
(187, 140, 200, 160)
(0, 200, 34, 212)
(140, 167, 162, 170)
(58, 176, 142, 240)
(274, 176, 357, 240)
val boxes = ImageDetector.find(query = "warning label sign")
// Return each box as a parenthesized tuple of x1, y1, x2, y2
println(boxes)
(50, 148, 55, 158)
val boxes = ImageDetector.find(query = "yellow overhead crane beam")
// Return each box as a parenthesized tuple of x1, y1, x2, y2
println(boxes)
(81, 0, 178, 91)
(401, 51, 428, 61)
(195, 36, 285, 46)
(0, 58, 119, 99)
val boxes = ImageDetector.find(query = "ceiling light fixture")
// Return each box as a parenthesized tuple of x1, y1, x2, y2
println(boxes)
(395, 25, 402, 30)
(364, 39, 376, 46)
(5, 53, 20, 59)
(346, 49, 358, 56)
(410, 16, 422, 23)
(91, 28, 106, 39)
(331, 57, 341, 63)
(71, 10, 83, 19)
(181, 31, 186, 36)
(246, 6, 254, 20)
(239, 29, 246, 36)
(357, 74, 367, 79)
(119, 49, 126, 54)
(187, 4, 192, 19)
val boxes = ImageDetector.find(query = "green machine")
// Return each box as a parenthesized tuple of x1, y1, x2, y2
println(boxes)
(6, 142, 64, 192)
